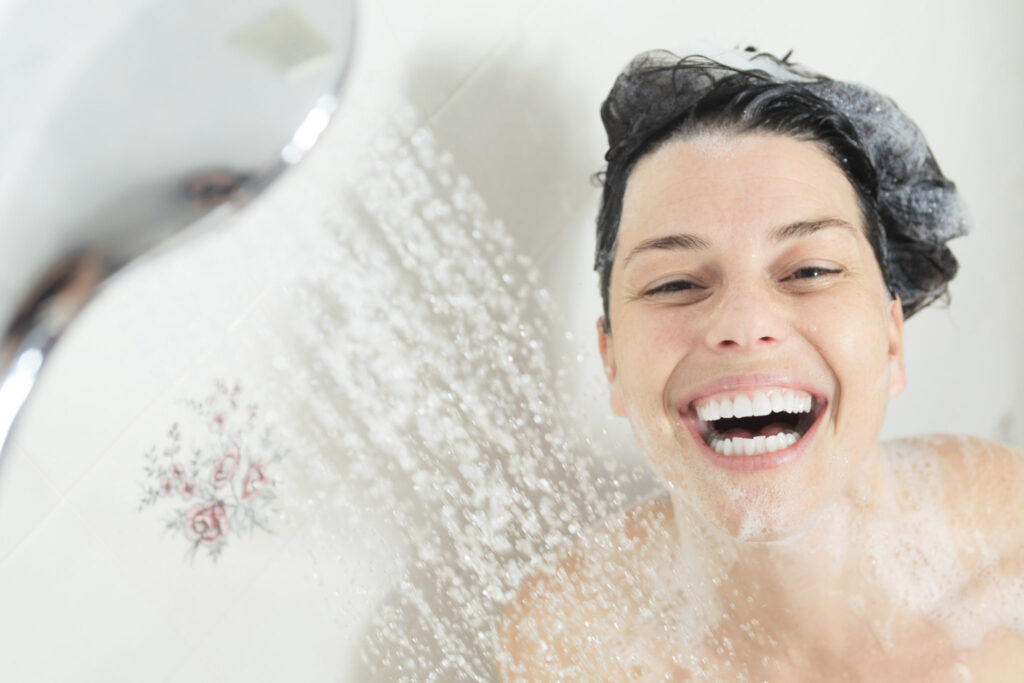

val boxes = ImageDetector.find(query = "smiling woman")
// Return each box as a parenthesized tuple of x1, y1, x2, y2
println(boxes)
(496, 50, 1024, 681)
(606, 132, 903, 539)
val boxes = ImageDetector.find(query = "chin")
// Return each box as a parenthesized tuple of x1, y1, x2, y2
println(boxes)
(673, 478, 832, 545)
(721, 512, 817, 544)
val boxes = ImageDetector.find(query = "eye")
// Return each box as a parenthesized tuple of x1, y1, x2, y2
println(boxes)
(779, 264, 845, 293)
(645, 279, 700, 296)
(785, 266, 843, 281)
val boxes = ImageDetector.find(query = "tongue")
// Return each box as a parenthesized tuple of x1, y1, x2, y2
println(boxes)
(721, 422, 793, 440)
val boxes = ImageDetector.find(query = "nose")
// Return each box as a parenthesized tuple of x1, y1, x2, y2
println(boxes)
(703, 281, 789, 352)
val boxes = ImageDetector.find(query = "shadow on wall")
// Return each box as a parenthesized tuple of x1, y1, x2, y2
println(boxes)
(418, 42, 605, 263)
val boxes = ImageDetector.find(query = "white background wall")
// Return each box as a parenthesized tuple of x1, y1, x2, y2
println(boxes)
(0, 0, 1021, 680)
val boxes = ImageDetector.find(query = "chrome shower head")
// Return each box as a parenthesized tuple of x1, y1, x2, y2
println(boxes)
(0, 0, 357, 458)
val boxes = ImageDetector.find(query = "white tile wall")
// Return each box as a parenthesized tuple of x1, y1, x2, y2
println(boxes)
(165, 653, 225, 683)
(194, 520, 403, 682)
(0, 440, 61, 561)
(0, 500, 193, 682)
(2, 0, 1022, 680)
(378, 0, 545, 119)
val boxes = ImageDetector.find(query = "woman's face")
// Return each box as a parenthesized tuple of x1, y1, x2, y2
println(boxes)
(598, 132, 905, 541)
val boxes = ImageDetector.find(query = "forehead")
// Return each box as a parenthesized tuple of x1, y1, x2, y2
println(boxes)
(618, 132, 864, 249)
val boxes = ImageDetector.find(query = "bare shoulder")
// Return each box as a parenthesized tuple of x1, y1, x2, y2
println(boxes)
(909, 432, 1023, 459)
(495, 496, 679, 681)
(887, 433, 1024, 589)
(888, 432, 1024, 462)
(886, 434, 1024, 513)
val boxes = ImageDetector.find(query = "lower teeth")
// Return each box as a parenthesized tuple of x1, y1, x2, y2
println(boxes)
(710, 432, 799, 456)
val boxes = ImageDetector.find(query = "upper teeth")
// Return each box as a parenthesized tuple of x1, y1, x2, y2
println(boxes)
(695, 389, 813, 422)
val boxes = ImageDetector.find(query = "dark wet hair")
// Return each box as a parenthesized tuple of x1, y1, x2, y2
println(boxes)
(596, 49, 967, 331)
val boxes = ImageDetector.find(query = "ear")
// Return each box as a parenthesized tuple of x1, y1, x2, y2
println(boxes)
(886, 297, 906, 397)
(597, 317, 626, 416)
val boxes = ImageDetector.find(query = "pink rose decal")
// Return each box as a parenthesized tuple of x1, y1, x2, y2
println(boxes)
(242, 463, 267, 499)
(179, 479, 197, 499)
(210, 446, 240, 488)
(185, 503, 229, 547)
(140, 380, 284, 561)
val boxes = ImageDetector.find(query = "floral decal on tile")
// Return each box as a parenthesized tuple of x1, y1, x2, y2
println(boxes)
(139, 380, 284, 561)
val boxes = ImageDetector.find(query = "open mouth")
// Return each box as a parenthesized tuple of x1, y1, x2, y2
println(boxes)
(690, 388, 825, 457)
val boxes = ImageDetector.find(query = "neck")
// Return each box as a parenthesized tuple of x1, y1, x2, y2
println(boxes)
(668, 443, 906, 656)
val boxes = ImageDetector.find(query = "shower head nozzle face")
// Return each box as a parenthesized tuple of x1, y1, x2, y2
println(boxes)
(0, 0, 357, 460)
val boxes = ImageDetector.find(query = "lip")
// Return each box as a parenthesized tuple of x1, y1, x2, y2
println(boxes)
(675, 374, 829, 472)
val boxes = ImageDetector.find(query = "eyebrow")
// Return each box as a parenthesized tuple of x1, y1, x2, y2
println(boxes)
(622, 217, 856, 266)
(623, 233, 711, 266)
(770, 217, 857, 242)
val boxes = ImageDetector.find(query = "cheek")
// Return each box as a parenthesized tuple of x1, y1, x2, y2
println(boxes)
(807, 294, 892, 402)
(617, 311, 696, 397)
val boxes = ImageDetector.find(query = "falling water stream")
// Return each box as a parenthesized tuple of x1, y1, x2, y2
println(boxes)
(239, 110, 652, 681)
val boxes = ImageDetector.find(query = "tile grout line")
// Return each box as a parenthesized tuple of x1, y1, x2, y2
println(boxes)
(0, 494, 205, 681)
(0, 440, 67, 565)
(179, 514, 321, 674)
(0, 490, 72, 567)
(423, 0, 552, 128)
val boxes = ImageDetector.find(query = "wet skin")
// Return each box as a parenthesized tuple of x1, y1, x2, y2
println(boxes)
(598, 131, 904, 541)
(496, 132, 1024, 681)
